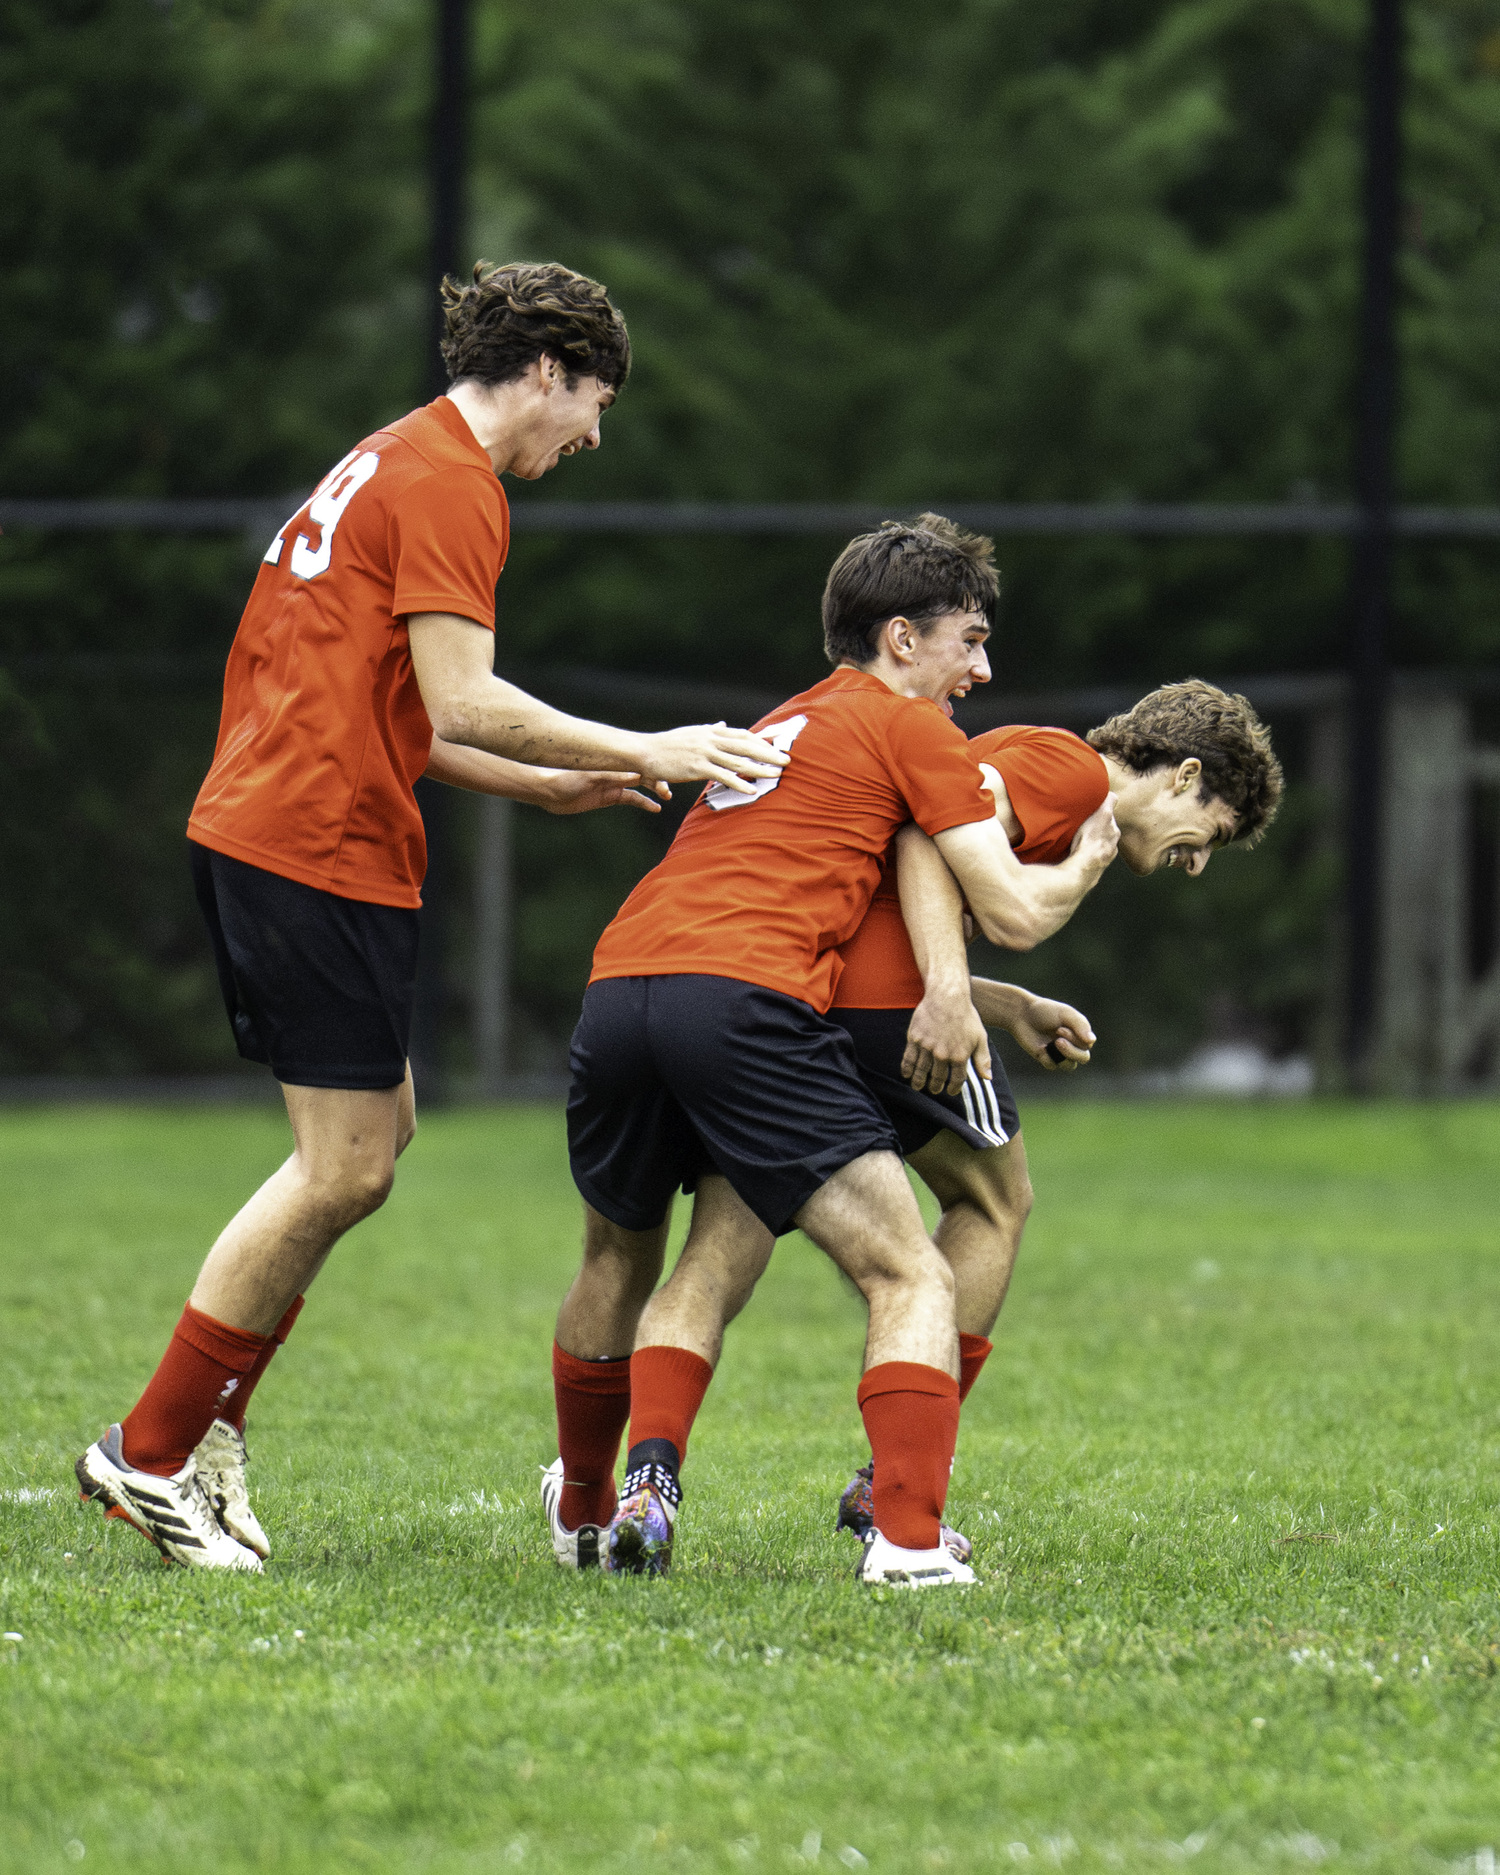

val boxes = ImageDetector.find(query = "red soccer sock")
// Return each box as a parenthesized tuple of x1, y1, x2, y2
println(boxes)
(857, 1361, 961, 1551)
(119, 1303, 271, 1477)
(222, 1295, 305, 1432)
(553, 1342, 633, 1531)
(627, 1345, 715, 1467)
(958, 1333, 993, 1406)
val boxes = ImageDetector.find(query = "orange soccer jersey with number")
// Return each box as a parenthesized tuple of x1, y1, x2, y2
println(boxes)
(188, 396, 508, 908)
(589, 667, 996, 1013)
(830, 723, 1110, 1009)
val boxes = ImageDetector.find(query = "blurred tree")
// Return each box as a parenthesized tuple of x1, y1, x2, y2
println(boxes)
(477, 0, 1500, 687)
(4, 0, 1500, 1072)
(0, 0, 423, 1070)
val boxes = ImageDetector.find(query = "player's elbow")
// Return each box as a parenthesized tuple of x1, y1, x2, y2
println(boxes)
(423, 692, 477, 748)
(974, 905, 1043, 952)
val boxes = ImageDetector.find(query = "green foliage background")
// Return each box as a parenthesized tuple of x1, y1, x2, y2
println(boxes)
(3, 0, 1500, 1074)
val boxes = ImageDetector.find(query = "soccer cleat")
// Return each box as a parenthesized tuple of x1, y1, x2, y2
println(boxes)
(194, 1418, 270, 1560)
(539, 1458, 603, 1570)
(602, 1460, 678, 1577)
(836, 1461, 973, 1564)
(857, 1528, 976, 1589)
(835, 1461, 876, 1538)
(75, 1424, 263, 1571)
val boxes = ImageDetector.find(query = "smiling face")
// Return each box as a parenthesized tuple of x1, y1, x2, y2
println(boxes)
(508, 364, 617, 480)
(1113, 759, 1240, 876)
(865, 607, 991, 710)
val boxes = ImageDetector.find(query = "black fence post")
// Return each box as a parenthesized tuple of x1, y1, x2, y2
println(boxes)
(1345, 0, 1403, 1089)
(409, 0, 471, 1102)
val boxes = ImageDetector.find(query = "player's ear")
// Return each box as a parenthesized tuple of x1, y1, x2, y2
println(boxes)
(1173, 757, 1202, 795)
(884, 615, 916, 661)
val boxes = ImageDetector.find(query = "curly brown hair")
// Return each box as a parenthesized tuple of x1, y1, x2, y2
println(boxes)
(822, 513, 1000, 666)
(1087, 679, 1284, 844)
(439, 260, 631, 391)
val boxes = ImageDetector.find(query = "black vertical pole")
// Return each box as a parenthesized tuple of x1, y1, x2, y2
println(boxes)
(1345, 0, 1402, 1089)
(410, 0, 471, 1100)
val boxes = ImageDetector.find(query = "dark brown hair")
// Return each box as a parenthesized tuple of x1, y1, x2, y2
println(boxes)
(1087, 679, 1284, 844)
(822, 513, 999, 666)
(439, 260, 631, 391)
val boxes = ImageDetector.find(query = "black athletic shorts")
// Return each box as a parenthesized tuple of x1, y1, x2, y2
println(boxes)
(567, 974, 902, 1238)
(190, 841, 417, 1090)
(828, 1006, 1020, 1158)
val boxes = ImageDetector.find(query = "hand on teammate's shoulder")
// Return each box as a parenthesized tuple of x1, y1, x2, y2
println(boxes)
(1070, 796, 1120, 870)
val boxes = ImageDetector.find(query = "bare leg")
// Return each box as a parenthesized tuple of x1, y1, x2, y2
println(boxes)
(634, 1174, 775, 1365)
(907, 1129, 1034, 1337)
(632, 1154, 960, 1377)
(189, 1066, 416, 1334)
(555, 1201, 673, 1359)
(795, 1149, 959, 1377)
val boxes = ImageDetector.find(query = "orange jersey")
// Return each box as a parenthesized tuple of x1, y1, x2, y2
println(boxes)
(589, 667, 995, 1012)
(831, 724, 1110, 1009)
(188, 397, 508, 908)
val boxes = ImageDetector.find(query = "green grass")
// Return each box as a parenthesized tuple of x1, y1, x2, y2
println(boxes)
(3, 1100, 1500, 1873)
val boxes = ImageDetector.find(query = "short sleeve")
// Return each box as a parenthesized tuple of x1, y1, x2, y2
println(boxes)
(978, 727, 1109, 862)
(389, 468, 509, 630)
(884, 703, 995, 835)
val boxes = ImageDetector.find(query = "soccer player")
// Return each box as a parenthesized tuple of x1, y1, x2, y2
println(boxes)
(74, 260, 789, 1571)
(544, 515, 1120, 1588)
(613, 682, 1284, 1561)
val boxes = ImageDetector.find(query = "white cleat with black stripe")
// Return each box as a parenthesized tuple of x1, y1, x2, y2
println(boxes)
(194, 1418, 271, 1560)
(857, 1528, 976, 1588)
(75, 1423, 263, 1571)
(539, 1457, 603, 1569)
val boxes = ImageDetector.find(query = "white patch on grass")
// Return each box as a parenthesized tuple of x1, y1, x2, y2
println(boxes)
(1263, 1834, 1337, 1864)
(0, 1487, 56, 1504)
(839, 1850, 869, 1870)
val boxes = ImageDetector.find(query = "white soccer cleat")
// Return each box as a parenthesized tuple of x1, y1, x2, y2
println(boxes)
(194, 1418, 270, 1560)
(76, 1424, 263, 1571)
(857, 1528, 977, 1589)
(540, 1458, 603, 1570)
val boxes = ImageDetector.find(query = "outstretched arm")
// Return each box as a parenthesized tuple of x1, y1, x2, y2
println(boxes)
(423, 736, 665, 814)
(407, 612, 789, 795)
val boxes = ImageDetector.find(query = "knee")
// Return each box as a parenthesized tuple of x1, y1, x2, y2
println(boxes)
(861, 1234, 955, 1305)
(965, 1169, 1033, 1237)
(349, 1160, 396, 1218)
(1009, 1173, 1035, 1228)
(581, 1215, 667, 1294)
(305, 1157, 395, 1229)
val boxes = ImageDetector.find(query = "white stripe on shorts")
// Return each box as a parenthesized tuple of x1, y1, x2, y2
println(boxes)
(960, 1063, 1009, 1148)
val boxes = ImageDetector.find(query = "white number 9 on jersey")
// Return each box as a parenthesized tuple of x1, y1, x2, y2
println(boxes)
(704, 713, 808, 812)
(264, 448, 380, 579)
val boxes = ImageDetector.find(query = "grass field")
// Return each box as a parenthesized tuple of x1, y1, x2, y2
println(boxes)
(3, 1099, 1500, 1873)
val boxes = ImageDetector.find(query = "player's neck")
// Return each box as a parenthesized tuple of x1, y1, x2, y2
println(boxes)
(443, 380, 535, 473)
(1100, 755, 1144, 828)
(840, 655, 929, 702)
